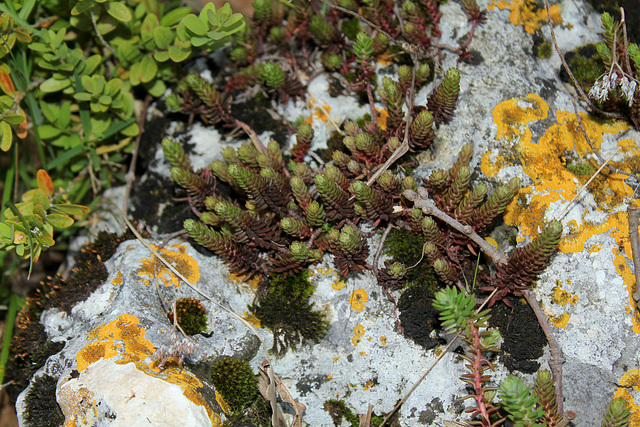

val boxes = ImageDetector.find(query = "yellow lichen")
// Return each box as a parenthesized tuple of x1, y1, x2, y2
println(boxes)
(243, 311, 261, 328)
(349, 288, 369, 312)
(332, 280, 347, 290)
(380, 336, 387, 345)
(377, 109, 389, 130)
(488, 0, 562, 34)
(480, 151, 505, 178)
(551, 285, 572, 305)
(137, 243, 200, 288)
(317, 268, 335, 275)
(215, 391, 231, 415)
(621, 370, 640, 392)
(228, 272, 261, 288)
(352, 324, 365, 346)
(549, 312, 570, 328)
(112, 271, 123, 286)
(77, 314, 154, 371)
(362, 380, 374, 391)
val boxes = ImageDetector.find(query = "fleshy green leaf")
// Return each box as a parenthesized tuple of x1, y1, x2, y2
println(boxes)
(40, 78, 71, 93)
(105, 1, 132, 22)
(139, 56, 158, 83)
(52, 204, 91, 215)
(153, 26, 174, 49)
(46, 214, 74, 228)
(37, 169, 55, 197)
(0, 121, 12, 151)
(182, 14, 208, 36)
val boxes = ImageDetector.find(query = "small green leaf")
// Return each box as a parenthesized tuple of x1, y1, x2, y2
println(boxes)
(190, 36, 209, 47)
(129, 62, 141, 86)
(153, 50, 170, 62)
(121, 121, 140, 136)
(160, 6, 191, 26)
(40, 78, 71, 93)
(82, 54, 102, 75)
(139, 56, 158, 83)
(153, 26, 174, 49)
(0, 121, 12, 151)
(38, 124, 63, 140)
(37, 235, 56, 247)
(73, 92, 92, 102)
(105, 1, 132, 22)
(169, 44, 191, 62)
(145, 79, 165, 97)
(2, 115, 25, 126)
(57, 101, 72, 129)
(0, 223, 14, 240)
(106, 79, 122, 96)
(182, 14, 208, 36)
(28, 42, 49, 53)
(52, 204, 91, 215)
(46, 214, 74, 228)
(99, 94, 112, 105)
(71, 0, 97, 15)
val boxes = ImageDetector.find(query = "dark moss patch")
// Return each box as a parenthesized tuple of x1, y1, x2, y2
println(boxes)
(168, 297, 208, 335)
(488, 295, 547, 374)
(559, 44, 606, 93)
(397, 284, 445, 350)
(210, 356, 270, 424)
(383, 228, 440, 290)
(23, 374, 64, 427)
(230, 97, 291, 147)
(251, 271, 329, 355)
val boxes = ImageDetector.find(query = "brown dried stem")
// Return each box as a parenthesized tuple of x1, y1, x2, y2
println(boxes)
(629, 206, 640, 302)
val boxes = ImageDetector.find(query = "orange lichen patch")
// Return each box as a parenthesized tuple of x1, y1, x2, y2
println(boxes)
(137, 243, 200, 288)
(215, 391, 231, 415)
(362, 380, 374, 391)
(493, 93, 548, 142)
(137, 361, 220, 423)
(549, 312, 570, 328)
(317, 268, 335, 275)
(621, 370, 640, 392)
(112, 271, 123, 286)
(332, 280, 347, 290)
(243, 311, 261, 328)
(380, 336, 387, 345)
(360, 351, 367, 356)
(558, 212, 625, 253)
(349, 288, 369, 312)
(551, 285, 572, 305)
(480, 151, 505, 178)
(376, 109, 389, 131)
(352, 324, 365, 346)
(499, 97, 631, 246)
(488, 0, 562, 34)
(588, 243, 602, 253)
(77, 314, 155, 371)
(333, 356, 340, 360)
(615, 387, 640, 426)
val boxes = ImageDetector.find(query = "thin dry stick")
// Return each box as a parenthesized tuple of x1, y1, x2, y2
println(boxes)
(379, 288, 499, 427)
(372, 222, 396, 275)
(122, 94, 152, 214)
(628, 206, 640, 302)
(404, 188, 505, 264)
(523, 289, 565, 415)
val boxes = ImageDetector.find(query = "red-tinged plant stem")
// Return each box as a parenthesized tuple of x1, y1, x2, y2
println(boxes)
(523, 289, 565, 415)
(467, 322, 496, 427)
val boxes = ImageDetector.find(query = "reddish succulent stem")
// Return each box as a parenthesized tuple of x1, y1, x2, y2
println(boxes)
(467, 323, 494, 426)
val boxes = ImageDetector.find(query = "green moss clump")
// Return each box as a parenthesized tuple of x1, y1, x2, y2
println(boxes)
(383, 228, 440, 290)
(168, 297, 208, 335)
(23, 375, 64, 427)
(536, 42, 552, 59)
(210, 357, 260, 414)
(251, 271, 329, 355)
(566, 160, 596, 176)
